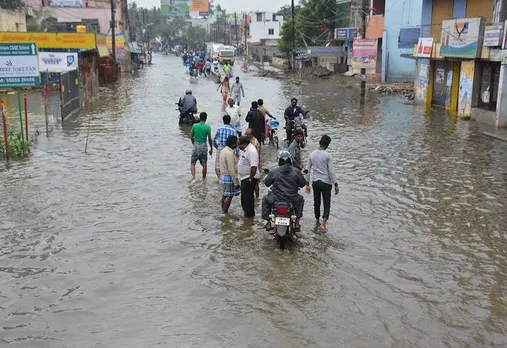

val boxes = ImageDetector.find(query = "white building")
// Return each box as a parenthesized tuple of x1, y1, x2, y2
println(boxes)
(247, 12, 284, 45)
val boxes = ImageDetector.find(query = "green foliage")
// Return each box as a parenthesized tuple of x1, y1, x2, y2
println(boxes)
(0, 0, 24, 11)
(26, 17, 61, 33)
(0, 129, 32, 160)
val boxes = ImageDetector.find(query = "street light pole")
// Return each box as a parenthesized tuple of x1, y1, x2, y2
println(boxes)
(360, 0, 367, 105)
(291, 0, 296, 71)
(110, 0, 116, 81)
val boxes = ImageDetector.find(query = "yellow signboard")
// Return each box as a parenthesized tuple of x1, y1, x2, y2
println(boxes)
(106, 34, 125, 49)
(0, 32, 96, 49)
(95, 34, 110, 57)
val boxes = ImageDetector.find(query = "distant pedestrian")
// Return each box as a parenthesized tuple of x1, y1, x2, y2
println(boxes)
(217, 76, 230, 105)
(245, 101, 265, 143)
(190, 112, 213, 179)
(304, 135, 339, 233)
(230, 76, 245, 106)
(238, 136, 260, 218)
(204, 59, 212, 76)
(220, 135, 241, 213)
(213, 114, 237, 178)
(224, 98, 242, 136)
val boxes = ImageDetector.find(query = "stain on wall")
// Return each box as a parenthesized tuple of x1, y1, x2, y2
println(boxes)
(415, 60, 430, 102)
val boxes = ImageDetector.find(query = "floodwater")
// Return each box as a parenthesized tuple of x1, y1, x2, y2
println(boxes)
(1, 55, 507, 348)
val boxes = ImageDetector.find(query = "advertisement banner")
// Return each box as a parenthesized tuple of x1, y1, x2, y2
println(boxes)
(95, 34, 110, 57)
(0, 32, 96, 49)
(0, 43, 40, 88)
(38, 52, 78, 72)
(440, 18, 484, 58)
(49, 0, 84, 7)
(190, 0, 209, 15)
(161, 0, 190, 17)
(352, 38, 377, 69)
(107, 33, 126, 63)
(415, 37, 433, 58)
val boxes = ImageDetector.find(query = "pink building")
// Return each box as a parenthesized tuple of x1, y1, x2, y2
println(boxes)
(24, 0, 124, 34)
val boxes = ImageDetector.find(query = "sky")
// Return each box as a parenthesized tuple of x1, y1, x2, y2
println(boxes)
(132, 0, 288, 13)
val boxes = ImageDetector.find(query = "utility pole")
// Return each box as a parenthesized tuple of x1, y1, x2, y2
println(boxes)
(244, 14, 248, 56)
(111, 0, 116, 81)
(360, 0, 367, 105)
(235, 13, 239, 48)
(124, 0, 129, 41)
(291, 0, 296, 71)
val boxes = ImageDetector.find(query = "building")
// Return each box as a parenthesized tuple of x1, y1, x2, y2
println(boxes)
(409, 0, 507, 127)
(24, 0, 125, 34)
(0, 7, 27, 32)
(247, 12, 284, 45)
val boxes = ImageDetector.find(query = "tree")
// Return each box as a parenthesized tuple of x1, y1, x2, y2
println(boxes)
(0, 0, 24, 10)
(185, 26, 207, 50)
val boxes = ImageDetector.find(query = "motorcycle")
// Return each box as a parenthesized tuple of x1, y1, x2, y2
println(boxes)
(189, 67, 198, 78)
(285, 113, 308, 148)
(177, 100, 198, 125)
(264, 168, 299, 250)
(267, 119, 280, 149)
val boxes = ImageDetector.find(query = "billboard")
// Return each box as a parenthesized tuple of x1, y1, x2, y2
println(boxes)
(440, 18, 484, 58)
(190, 0, 209, 16)
(161, 0, 190, 17)
(38, 52, 78, 72)
(352, 38, 377, 69)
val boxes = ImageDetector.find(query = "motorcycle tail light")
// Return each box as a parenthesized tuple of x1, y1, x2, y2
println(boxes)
(275, 206, 289, 215)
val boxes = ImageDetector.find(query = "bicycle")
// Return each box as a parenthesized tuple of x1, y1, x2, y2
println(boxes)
(268, 119, 280, 149)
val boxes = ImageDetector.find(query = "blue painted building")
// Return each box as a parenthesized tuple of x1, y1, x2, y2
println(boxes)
(382, 0, 424, 82)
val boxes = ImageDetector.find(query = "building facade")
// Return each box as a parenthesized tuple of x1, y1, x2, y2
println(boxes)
(247, 12, 284, 44)
(411, 0, 507, 127)
(0, 8, 27, 32)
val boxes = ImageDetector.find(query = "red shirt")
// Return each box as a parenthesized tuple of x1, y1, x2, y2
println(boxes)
(198, 62, 204, 69)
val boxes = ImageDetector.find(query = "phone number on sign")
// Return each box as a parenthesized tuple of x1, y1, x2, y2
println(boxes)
(2, 77, 36, 83)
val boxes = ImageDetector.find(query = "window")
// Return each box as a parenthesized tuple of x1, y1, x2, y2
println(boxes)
(477, 62, 501, 111)
(256, 13, 263, 22)
(268, 28, 274, 35)
(272, 14, 277, 21)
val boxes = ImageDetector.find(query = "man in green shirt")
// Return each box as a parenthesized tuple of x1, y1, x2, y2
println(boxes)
(223, 62, 232, 77)
(190, 112, 213, 179)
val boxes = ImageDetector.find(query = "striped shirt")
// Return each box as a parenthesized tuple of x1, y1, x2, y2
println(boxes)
(213, 124, 237, 149)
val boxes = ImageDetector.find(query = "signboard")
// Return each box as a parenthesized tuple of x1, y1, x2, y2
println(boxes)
(352, 38, 377, 69)
(49, 0, 83, 7)
(320, 56, 338, 63)
(0, 32, 96, 49)
(95, 34, 109, 57)
(107, 33, 126, 62)
(484, 24, 503, 47)
(85, 0, 111, 8)
(415, 37, 433, 58)
(334, 27, 358, 41)
(190, 0, 209, 16)
(161, 0, 190, 17)
(38, 52, 78, 72)
(0, 43, 40, 88)
(440, 18, 484, 58)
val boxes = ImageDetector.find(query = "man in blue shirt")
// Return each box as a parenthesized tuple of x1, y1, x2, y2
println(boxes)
(213, 114, 237, 178)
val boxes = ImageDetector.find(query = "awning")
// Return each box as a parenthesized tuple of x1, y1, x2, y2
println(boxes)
(127, 42, 142, 54)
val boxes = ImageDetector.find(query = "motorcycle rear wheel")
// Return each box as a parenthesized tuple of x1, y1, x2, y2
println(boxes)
(279, 235, 287, 250)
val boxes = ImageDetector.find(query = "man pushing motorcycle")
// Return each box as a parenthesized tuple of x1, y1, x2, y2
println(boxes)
(262, 151, 306, 232)
(284, 97, 308, 142)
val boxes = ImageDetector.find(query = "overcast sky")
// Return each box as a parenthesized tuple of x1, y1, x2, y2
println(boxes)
(132, 0, 288, 13)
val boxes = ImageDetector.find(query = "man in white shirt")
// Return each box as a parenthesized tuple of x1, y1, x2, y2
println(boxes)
(230, 76, 245, 106)
(224, 98, 242, 136)
(237, 136, 260, 218)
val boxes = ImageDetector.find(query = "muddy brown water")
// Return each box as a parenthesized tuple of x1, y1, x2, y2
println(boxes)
(1, 54, 507, 347)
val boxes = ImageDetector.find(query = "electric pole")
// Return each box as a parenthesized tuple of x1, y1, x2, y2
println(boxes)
(360, 0, 367, 105)
(235, 12, 239, 48)
(291, 0, 296, 71)
(111, 0, 116, 81)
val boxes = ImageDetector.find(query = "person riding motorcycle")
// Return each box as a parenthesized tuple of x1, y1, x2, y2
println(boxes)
(178, 90, 197, 121)
(284, 98, 308, 142)
(190, 60, 198, 76)
(262, 150, 306, 232)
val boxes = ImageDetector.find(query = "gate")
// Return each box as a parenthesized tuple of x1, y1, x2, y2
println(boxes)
(60, 69, 81, 122)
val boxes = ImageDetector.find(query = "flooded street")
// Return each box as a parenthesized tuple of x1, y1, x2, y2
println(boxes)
(1, 54, 507, 347)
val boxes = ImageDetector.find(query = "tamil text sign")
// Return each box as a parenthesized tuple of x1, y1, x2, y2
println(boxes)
(414, 37, 433, 58)
(38, 52, 78, 72)
(0, 43, 40, 88)
(352, 38, 377, 69)
(440, 18, 484, 58)
(484, 23, 503, 47)
(0, 32, 96, 49)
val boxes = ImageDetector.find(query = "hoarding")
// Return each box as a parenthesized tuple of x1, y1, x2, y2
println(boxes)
(440, 18, 484, 58)
(161, 0, 190, 17)
(414, 37, 433, 58)
(38, 52, 78, 72)
(49, 0, 84, 7)
(190, 0, 209, 16)
(352, 38, 377, 69)
(0, 32, 96, 49)
(0, 43, 40, 88)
